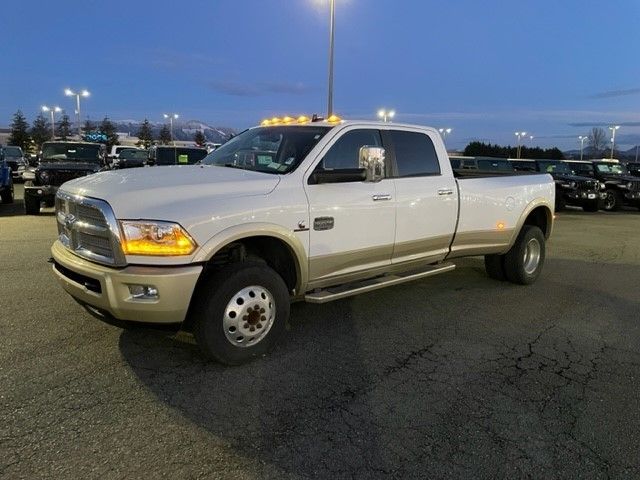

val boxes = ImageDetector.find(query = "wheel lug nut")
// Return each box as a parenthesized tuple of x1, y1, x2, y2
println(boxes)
(257, 323, 262, 329)
(260, 308, 265, 314)
(244, 323, 249, 329)
(250, 326, 255, 332)
(261, 315, 266, 321)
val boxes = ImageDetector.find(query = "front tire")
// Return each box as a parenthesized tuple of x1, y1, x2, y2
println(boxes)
(24, 194, 40, 215)
(0, 180, 14, 204)
(602, 190, 623, 212)
(192, 261, 290, 365)
(503, 226, 546, 285)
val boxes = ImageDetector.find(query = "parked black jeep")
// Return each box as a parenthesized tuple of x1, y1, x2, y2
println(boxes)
(511, 159, 604, 212)
(627, 162, 640, 178)
(23, 142, 106, 215)
(567, 161, 640, 211)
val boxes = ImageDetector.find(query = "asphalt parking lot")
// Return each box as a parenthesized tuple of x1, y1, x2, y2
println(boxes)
(1, 184, 639, 479)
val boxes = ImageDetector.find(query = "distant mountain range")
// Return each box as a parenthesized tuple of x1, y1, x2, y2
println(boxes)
(563, 145, 639, 160)
(113, 120, 236, 144)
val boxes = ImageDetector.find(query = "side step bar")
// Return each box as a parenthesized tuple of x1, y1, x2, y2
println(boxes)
(304, 262, 455, 304)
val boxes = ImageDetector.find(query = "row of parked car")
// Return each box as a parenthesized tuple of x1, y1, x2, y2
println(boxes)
(0, 141, 209, 214)
(2, 141, 639, 215)
(450, 156, 640, 212)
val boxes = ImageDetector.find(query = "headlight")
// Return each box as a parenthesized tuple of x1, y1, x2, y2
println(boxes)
(119, 220, 197, 256)
(22, 169, 36, 181)
(38, 170, 51, 184)
(627, 182, 633, 189)
(600, 183, 606, 190)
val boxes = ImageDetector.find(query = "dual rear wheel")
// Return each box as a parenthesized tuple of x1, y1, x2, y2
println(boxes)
(484, 225, 546, 285)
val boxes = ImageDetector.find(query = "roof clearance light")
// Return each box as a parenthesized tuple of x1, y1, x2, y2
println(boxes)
(327, 114, 342, 124)
(271, 117, 282, 125)
(282, 116, 295, 124)
(297, 115, 310, 124)
(261, 119, 271, 126)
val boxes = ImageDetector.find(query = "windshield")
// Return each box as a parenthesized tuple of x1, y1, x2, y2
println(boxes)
(3, 147, 22, 158)
(595, 163, 628, 174)
(538, 161, 572, 174)
(120, 149, 148, 160)
(201, 126, 331, 174)
(41, 143, 102, 163)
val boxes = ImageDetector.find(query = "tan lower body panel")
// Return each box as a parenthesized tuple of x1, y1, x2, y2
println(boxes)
(51, 240, 202, 324)
(447, 229, 515, 258)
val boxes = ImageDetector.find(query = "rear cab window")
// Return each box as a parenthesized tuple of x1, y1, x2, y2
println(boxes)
(388, 130, 440, 177)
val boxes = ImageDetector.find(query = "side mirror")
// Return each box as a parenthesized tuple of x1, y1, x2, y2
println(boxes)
(359, 146, 386, 182)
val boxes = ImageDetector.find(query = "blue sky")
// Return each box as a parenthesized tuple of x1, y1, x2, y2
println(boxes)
(2, 0, 639, 150)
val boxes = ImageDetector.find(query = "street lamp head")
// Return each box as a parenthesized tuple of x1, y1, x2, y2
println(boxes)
(388, 110, 395, 119)
(54, 106, 62, 112)
(173, 114, 179, 119)
(81, 90, 90, 97)
(377, 109, 385, 119)
(42, 105, 50, 112)
(446, 128, 452, 134)
(64, 88, 74, 96)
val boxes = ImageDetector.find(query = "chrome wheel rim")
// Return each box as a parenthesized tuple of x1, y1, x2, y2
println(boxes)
(523, 238, 541, 275)
(223, 286, 275, 348)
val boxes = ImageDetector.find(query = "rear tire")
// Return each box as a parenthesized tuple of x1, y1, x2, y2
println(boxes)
(503, 226, 546, 285)
(192, 261, 290, 365)
(24, 194, 40, 215)
(484, 254, 506, 281)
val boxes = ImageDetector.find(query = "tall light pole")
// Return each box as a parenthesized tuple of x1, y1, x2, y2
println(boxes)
(515, 131, 527, 159)
(163, 113, 179, 145)
(438, 127, 452, 139)
(42, 105, 62, 138)
(578, 135, 588, 161)
(377, 109, 395, 123)
(64, 88, 90, 137)
(327, 0, 336, 117)
(609, 125, 620, 160)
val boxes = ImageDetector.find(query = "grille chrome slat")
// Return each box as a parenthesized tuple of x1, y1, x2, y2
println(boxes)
(55, 192, 126, 267)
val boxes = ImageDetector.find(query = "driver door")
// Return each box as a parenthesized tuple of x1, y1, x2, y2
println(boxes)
(304, 128, 396, 286)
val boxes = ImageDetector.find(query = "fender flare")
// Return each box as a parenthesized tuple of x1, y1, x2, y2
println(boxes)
(193, 223, 309, 293)
(507, 198, 554, 248)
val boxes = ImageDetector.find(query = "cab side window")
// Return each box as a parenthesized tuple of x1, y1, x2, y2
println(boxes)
(320, 129, 382, 170)
(390, 130, 440, 177)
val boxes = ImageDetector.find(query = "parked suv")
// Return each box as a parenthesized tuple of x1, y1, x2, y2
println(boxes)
(1, 146, 27, 182)
(627, 162, 640, 178)
(511, 159, 604, 211)
(567, 160, 640, 211)
(23, 142, 106, 215)
(0, 152, 14, 204)
(147, 146, 208, 166)
(112, 149, 148, 169)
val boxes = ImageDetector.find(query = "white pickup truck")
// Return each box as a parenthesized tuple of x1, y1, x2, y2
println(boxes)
(51, 117, 555, 364)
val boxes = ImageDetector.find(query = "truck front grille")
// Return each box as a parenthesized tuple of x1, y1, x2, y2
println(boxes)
(55, 192, 126, 266)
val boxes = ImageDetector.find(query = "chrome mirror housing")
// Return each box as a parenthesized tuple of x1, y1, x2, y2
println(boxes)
(359, 146, 385, 182)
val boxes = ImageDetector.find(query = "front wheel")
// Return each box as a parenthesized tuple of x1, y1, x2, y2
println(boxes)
(0, 181, 14, 204)
(503, 226, 546, 285)
(601, 190, 623, 212)
(192, 261, 290, 365)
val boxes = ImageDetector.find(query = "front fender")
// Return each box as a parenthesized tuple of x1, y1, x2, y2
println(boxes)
(192, 222, 309, 293)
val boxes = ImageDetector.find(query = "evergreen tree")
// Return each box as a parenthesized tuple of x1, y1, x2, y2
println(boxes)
(99, 116, 119, 149)
(159, 124, 172, 145)
(136, 119, 154, 148)
(56, 114, 72, 140)
(30, 113, 52, 148)
(194, 130, 206, 147)
(83, 119, 96, 135)
(8, 110, 31, 150)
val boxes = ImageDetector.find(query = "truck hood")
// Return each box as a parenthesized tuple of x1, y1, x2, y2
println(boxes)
(59, 165, 281, 218)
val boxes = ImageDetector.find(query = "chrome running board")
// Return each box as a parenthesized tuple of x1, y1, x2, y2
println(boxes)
(304, 262, 455, 304)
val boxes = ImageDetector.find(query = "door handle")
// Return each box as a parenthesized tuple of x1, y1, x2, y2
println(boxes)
(437, 188, 454, 196)
(372, 194, 392, 201)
